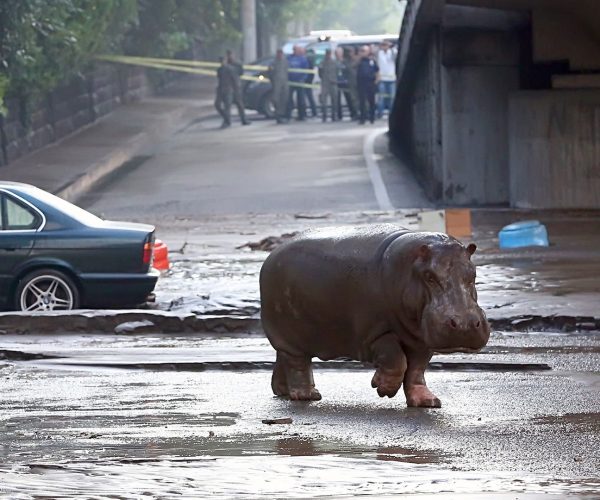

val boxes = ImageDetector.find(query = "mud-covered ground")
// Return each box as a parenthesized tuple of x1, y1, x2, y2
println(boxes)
(147, 209, 600, 322)
(2, 83, 599, 498)
(1, 330, 599, 498)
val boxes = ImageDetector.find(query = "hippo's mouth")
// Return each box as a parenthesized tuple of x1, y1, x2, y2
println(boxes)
(432, 347, 483, 354)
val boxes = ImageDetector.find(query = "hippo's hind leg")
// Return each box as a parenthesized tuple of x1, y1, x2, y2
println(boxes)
(370, 334, 407, 398)
(279, 351, 322, 401)
(271, 352, 289, 397)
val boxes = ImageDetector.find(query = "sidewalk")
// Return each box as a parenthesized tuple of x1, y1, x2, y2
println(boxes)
(0, 77, 215, 202)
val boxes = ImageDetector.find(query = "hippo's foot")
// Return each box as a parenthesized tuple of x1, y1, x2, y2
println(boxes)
(371, 369, 403, 398)
(404, 385, 441, 408)
(289, 387, 322, 401)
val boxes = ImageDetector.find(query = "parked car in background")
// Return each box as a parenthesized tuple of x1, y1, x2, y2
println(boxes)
(281, 30, 355, 54)
(0, 182, 159, 311)
(243, 34, 398, 119)
(242, 55, 276, 118)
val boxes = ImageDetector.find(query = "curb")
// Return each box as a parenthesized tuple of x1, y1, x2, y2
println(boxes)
(52, 104, 189, 203)
(0, 310, 260, 335)
(53, 132, 148, 203)
(51, 101, 215, 204)
(0, 311, 597, 335)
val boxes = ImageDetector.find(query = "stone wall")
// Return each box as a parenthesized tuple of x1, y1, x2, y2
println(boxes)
(0, 64, 147, 167)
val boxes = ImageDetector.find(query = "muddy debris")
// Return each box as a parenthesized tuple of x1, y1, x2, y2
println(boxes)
(114, 320, 156, 334)
(294, 213, 330, 219)
(236, 232, 298, 252)
(262, 418, 293, 425)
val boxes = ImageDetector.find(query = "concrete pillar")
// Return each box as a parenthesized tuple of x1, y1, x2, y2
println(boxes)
(241, 0, 257, 63)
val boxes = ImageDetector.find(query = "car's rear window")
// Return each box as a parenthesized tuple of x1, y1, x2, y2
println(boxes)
(4, 196, 39, 230)
(19, 187, 103, 226)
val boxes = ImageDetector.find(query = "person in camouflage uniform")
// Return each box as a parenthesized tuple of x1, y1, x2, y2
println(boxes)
(270, 49, 289, 124)
(318, 49, 338, 122)
(226, 50, 251, 126)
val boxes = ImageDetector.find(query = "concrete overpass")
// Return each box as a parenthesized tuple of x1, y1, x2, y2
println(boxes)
(390, 0, 600, 208)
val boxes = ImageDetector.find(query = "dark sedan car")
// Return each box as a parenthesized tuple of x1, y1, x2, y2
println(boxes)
(243, 56, 276, 118)
(0, 182, 159, 311)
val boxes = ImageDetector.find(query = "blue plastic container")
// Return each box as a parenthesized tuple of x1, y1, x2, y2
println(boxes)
(498, 220, 549, 249)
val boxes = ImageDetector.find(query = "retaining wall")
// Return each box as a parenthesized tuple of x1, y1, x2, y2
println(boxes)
(0, 64, 148, 167)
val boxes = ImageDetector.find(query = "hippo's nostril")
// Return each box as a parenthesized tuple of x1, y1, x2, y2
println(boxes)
(474, 320, 481, 328)
(449, 318, 458, 329)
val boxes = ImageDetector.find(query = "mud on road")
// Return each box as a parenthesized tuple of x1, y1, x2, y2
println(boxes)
(1, 329, 599, 498)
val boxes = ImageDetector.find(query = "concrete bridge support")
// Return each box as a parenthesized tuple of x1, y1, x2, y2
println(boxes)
(391, 0, 600, 208)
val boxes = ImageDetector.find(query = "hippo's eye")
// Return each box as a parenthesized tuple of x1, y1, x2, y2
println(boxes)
(424, 272, 437, 285)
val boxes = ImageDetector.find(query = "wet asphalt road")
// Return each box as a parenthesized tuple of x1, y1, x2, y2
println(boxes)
(2, 80, 599, 497)
(1, 331, 599, 498)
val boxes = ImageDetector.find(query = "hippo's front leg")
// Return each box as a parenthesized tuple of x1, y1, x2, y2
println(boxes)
(403, 351, 441, 408)
(370, 334, 407, 398)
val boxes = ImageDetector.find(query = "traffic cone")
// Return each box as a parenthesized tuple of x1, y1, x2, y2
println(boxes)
(153, 239, 170, 271)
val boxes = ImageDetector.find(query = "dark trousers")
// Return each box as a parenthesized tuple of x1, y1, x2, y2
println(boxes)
(287, 86, 306, 119)
(215, 91, 230, 124)
(215, 90, 247, 124)
(305, 88, 318, 117)
(358, 81, 376, 123)
(337, 88, 356, 120)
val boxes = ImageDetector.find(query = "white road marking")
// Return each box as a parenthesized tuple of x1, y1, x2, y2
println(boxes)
(363, 127, 394, 211)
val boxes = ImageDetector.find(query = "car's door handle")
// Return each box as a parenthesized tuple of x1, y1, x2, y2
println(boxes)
(1, 247, 17, 252)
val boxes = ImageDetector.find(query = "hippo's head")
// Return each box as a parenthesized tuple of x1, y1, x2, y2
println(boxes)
(392, 234, 490, 353)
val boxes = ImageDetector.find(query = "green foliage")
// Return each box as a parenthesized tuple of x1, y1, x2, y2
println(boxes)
(0, 0, 137, 118)
(0, 0, 403, 121)
(308, 0, 404, 35)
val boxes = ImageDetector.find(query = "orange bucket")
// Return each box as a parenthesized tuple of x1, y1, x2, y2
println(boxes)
(153, 239, 170, 271)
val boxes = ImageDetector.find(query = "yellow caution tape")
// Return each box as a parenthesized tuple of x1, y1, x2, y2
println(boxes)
(97, 54, 320, 89)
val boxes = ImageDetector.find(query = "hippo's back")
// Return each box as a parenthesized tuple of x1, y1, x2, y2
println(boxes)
(260, 224, 409, 357)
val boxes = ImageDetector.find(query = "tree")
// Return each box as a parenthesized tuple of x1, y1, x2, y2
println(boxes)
(0, 0, 137, 119)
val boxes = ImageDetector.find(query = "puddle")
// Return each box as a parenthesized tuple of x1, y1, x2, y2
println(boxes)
(1, 455, 597, 499)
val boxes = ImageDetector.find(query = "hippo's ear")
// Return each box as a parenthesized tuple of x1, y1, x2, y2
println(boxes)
(415, 244, 432, 262)
(466, 243, 477, 257)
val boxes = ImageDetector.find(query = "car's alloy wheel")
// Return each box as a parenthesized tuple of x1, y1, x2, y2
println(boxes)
(17, 270, 79, 312)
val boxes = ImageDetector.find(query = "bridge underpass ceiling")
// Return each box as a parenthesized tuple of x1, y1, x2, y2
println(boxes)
(445, 0, 600, 70)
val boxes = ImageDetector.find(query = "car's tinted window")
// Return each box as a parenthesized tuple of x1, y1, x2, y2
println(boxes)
(2, 195, 40, 230)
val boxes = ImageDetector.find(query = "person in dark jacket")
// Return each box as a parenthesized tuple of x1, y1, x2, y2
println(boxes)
(304, 48, 318, 118)
(286, 45, 309, 120)
(335, 46, 357, 120)
(356, 45, 379, 124)
(215, 56, 232, 128)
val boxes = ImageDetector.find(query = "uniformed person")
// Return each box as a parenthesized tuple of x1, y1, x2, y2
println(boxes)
(318, 49, 338, 122)
(215, 56, 232, 129)
(270, 49, 289, 124)
(356, 45, 379, 124)
(226, 50, 251, 126)
(346, 47, 359, 120)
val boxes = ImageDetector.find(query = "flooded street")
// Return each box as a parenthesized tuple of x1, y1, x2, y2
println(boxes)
(1, 330, 599, 498)
(2, 94, 599, 498)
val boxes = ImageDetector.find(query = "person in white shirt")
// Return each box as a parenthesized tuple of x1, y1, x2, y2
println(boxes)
(376, 40, 397, 119)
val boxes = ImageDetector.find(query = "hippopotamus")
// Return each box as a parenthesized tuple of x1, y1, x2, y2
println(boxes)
(259, 224, 490, 408)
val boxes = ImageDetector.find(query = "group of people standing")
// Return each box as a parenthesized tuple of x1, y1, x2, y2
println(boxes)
(271, 40, 397, 125)
(214, 41, 397, 128)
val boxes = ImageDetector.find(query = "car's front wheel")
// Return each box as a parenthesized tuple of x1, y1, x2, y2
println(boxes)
(16, 269, 80, 312)
(259, 91, 276, 119)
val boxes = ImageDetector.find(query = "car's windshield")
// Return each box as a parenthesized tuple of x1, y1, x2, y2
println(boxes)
(20, 187, 103, 226)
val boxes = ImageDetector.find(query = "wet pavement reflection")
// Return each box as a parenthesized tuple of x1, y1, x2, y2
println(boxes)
(1, 331, 599, 498)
